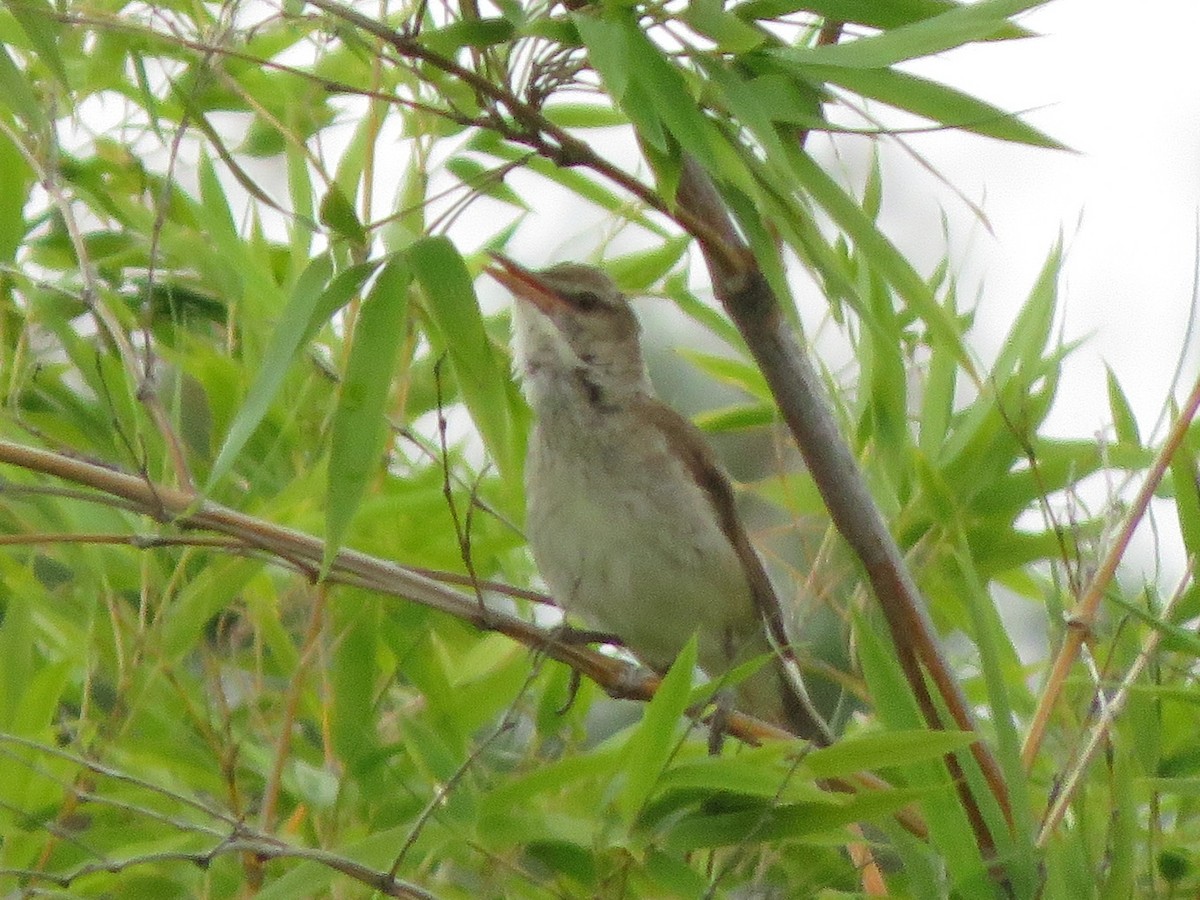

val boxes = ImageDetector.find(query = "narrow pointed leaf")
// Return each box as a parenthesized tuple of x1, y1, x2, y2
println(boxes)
(409, 236, 515, 476)
(795, 64, 1066, 149)
(619, 636, 697, 821)
(784, 0, 1047, 69)
(787, 148, 972, 372)
(325, 256, 411, 568)
(1106, 365, 1142, 447)
(208, 256, 376, 489)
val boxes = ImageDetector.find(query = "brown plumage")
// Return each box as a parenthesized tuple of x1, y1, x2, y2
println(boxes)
(490, 254, 830, 744)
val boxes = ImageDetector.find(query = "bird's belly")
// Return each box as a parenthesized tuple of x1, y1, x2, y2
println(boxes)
(525, 438, 758, 673)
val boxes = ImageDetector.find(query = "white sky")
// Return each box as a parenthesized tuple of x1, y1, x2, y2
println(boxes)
(876, 0, 1200, 441)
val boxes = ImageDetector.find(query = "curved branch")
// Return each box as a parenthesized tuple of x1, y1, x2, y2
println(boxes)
(0, 439, 923, 835)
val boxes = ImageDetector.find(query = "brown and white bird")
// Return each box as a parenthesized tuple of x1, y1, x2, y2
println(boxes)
(489, 254, 830, 744)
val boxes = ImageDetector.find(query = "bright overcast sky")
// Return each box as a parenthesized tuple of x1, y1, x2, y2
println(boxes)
(879, 0, 1200, 442)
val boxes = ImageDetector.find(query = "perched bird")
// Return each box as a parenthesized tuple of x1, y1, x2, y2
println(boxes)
(489, 254, 830, 745)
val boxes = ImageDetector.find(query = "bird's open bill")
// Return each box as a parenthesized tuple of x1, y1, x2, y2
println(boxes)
(485, 251, 570, 317)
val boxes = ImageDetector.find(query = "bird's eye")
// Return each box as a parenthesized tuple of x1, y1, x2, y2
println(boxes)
(570, 290, 603, 311)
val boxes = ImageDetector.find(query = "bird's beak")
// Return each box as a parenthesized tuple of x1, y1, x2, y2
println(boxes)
(486, 252, 568, 317)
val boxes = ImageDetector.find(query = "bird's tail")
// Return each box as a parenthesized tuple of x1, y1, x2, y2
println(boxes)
(735, 653, 832, 746)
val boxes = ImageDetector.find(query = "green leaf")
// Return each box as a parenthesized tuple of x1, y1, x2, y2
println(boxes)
(786, 148, 973, 373)
(1171, 433, 1200, 621)
(0, 129, 33, 262)
(0, 44, 45, 127)
(737, 0, 964, 31)
(409, 236, 516, 477)
(859, 271, 911, 475)
(197, 150, 238, 242)
(319, 184, 368, 247)
(683, 0, 767, 53)
(419, 17, 514, 54)
(329, 601, 381, 767)
(783, 0, 1047, 69)
(918, 289, 960, 457)
(1101, 747, 1137, 898)
(792, 64, 1065, 149)
(665, 787, 925, 851)
(676, 349, 771, 401)
(991, 243, 1061, 385)
(207, 256, 376, 490)
(543, 102, 628, 129)
(663, 273, 744, 348)
(605, 235, 690, 293)
(446, 157, 529, 209)
(572, 12, 631, 99)
(0, 591, 34, 728)
(576, 11, 731, 175)
(693, 403, 775, 433)
(8, 0, 69, 90)
(324, 255, 411, 568)
(468, 129, 668, 236)
(656, 745, 816, 799)
(806, 730, 977, 778)
(618, 636, 697, 821)
(855, 613, 987, 889)
(1106, 365, 1142, 447)
(1106, 589, 1200, 657)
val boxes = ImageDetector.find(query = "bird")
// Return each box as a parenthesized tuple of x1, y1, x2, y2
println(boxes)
(488, 253, 831, 745)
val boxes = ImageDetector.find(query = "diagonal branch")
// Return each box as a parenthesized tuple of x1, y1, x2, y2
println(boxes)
(1021, 370, 1200, 768)
(0, 437, 920, 837)
(674, 156, 1012, 861)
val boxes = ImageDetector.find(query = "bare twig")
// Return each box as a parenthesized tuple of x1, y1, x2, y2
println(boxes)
(389, 721, 516, 877)
(1036, 559, 1194, 845)
(260, 582, 329, 833)
(301, 0, 746, 273)
(30, 120, 196, 492)
(433, 356, 489, 615)
(0, 439, 923, 836)
(1022, 371, 1200, 768)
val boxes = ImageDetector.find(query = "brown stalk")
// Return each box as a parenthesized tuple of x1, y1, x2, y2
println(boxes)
(0, 438, 923, 836)
(1021, 370, 1200, 768)
(1036, 559, 1193, 846)
(674, 157, 1011, 862)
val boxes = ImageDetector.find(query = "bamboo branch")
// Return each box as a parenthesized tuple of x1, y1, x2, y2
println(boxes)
(0, 438, 921, 837)
(674, 156, 1012, 862)
(1036, 558, 1193, 846)
(1021, 371, 1200, 768)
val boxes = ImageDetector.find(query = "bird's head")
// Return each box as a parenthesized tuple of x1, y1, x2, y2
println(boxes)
(488, 253, 651, 405)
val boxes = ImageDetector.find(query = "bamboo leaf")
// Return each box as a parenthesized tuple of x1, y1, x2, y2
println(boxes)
(618, 636, 696, 821)
(786, 147, 972, 372)
(781, 0, 1047, 69)
(793, 63, 1066, 149)
(325, 256, 411, 568)
(409, 236, 516, 477)
(738, 0, 965, 30)
(606, 235, 690, 293)
(1106, 365, 1142, 447)
(208, 257, 377, 489)
(0, 44, 45, 127)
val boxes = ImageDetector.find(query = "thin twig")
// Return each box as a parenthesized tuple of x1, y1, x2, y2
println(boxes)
(0, 438, 923, 836)
(1036, 558, 1194, 845)
(260, 582, 329, 833)
(432, 356, 489, 615)
(1022, 371, 1200, 769)
(389, 721, 516, 877)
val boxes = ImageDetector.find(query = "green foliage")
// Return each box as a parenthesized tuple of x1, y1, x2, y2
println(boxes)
(0, 0, 1195, 897)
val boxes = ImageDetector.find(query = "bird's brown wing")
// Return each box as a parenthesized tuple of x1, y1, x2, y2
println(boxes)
(634, 397, 831, 744)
